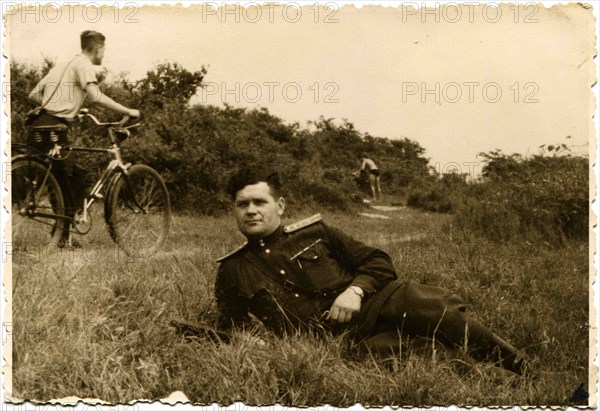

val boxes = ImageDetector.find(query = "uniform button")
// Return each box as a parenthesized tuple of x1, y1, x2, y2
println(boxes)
(259, 240, 265, 247)
(294, 293, 299, 298)
(265, 249, 271, 254)
(280, 269, 286, 275)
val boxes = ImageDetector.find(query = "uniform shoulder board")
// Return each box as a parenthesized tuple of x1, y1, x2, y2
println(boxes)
(216, 241, 248, 263)
(283, 213, 322, 233)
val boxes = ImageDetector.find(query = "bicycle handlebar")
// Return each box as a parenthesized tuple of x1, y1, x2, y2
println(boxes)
(78, 108, 140, 130)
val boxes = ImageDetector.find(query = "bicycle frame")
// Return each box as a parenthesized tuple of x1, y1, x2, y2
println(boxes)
(15, 112, 146, 229)
(13, 110, 170, 256)
(65, 145, 128, 225)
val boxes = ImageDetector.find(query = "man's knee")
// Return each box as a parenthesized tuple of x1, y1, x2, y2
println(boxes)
(376, 280, 468, 334)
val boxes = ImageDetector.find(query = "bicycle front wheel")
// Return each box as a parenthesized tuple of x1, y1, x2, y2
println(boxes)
(11, 157, 66, 253)
(106, 164, 171, 257)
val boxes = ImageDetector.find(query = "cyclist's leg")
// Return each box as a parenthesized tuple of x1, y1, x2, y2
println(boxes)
(52, 159, 76, 246)
(62, 128, 87, 247)
(63, 154, 87, 212)
(27, 114, 74, 242)
(55, 160, 88, 248)
(51, 126, 85, 247)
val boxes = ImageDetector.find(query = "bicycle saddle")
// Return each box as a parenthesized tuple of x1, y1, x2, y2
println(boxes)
(28, 123, 69, 149)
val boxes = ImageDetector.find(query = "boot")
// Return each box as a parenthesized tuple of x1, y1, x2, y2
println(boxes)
(467, 321, 531, 376)
(58, 226, 81, 249)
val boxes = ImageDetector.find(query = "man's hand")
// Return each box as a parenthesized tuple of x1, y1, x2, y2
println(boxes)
(128, 109, 140, 118)
(326, 287, 363, 323)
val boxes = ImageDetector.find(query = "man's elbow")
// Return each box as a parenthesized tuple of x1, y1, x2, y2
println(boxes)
(85, 83, 104, 103)
(28, 91, 41, 104)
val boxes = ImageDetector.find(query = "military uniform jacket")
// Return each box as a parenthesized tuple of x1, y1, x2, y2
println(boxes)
(215, 214, 400, 337)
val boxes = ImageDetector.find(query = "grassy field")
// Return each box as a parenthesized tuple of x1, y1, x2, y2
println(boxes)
(10, 203, 590, 406)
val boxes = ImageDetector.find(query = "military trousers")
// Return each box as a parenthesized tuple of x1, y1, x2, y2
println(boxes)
(359, 280, 525, 374)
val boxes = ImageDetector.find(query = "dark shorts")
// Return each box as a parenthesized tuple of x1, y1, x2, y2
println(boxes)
(369, 169, 381, 177)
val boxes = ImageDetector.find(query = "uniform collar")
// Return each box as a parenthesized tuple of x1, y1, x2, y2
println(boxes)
(249, 225, 284, 247)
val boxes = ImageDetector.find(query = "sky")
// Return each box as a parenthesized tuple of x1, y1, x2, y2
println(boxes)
(5, 1, 597, 176)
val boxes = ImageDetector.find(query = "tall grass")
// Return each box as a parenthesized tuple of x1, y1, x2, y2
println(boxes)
(11, 206, 589, 405)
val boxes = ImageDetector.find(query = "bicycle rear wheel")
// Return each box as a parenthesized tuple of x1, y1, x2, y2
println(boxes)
(11, 157, 66, 254)
(106, 164, 171, 257)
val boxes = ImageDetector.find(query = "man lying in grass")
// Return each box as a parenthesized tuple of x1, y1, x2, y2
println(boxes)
(195, 168, 529, 376)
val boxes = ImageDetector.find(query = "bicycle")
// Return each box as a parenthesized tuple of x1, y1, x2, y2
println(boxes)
(11, 108, 171, 258)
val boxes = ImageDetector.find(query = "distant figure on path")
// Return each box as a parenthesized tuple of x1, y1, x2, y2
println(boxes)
(359, 156, 381, 201)
(208, 167, 530, 376)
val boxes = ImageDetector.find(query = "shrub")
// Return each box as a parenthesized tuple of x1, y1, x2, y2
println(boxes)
(290, 176, 362, 211)
(406, 173, 467, 213)
(407, 187, 453, 213)
(454, 151, 588, 245)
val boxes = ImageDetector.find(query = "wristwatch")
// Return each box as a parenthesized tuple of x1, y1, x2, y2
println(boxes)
(348, 286, 365, 298)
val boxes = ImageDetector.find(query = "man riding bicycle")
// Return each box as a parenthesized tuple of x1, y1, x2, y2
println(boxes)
(28, 30, 140, 248)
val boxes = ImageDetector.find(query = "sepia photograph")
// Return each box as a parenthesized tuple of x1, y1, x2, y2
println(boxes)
(2, 1, 597, 408)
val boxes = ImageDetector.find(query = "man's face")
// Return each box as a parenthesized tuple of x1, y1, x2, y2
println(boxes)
(234, 182, 285, 239)
(92, 44, 105, 65)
